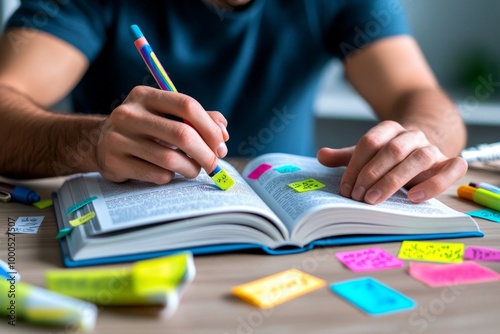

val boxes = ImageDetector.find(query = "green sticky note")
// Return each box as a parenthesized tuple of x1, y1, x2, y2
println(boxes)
(33, 199, 53, 209)
(212, 169, 235, 191)
(56, 227, 73, 239)
(288, 178, 325, 193)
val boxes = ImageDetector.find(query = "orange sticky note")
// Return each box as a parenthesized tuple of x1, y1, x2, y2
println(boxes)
(398, 241, 464, 263)
(232, 269, 325, 309)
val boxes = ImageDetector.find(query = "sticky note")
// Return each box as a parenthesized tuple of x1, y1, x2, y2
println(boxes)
(463, 246, 500, 262)
(466, 209, 500, 223)
(69, 211, 96, 227)
(247, 163, 272, 180)
(408, 262, 500, 287)
(330, 277, 416, 316)
(335, 247, 405, 272)
(211, 169, 235, 190)
(11, 216, 44, 234)
(56, 227, 73, 239)
(33, 199, 53, 209)
(66, 196, 98, 214)
(398, 241, 464, 263)
(232, 269, 325, 309)
(274, 165, 301, 173)
(288, 178, 325, 193)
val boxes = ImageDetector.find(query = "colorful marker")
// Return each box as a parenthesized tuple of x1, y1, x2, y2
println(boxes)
(469, 181, 500, 195)
(0, 279, 97, 331)
(457, 185, 500, 212)
(0, 181, 40, 204)
(129, 24, 235, 191)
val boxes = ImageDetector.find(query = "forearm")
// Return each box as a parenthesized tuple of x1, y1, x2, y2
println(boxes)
(383, 88, 467, 157)
(0, 85, 106, 178)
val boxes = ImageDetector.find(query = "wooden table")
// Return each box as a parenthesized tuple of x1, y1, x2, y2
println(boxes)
(1, 166, 499, 334)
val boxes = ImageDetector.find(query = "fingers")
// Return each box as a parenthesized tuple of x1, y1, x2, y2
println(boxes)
(317, 147, 355, 167)
(97, 86, 230, 183)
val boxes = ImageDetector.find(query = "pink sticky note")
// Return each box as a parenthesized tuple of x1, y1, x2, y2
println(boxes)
(464, 246, 500, 262)
(408, 261, 500, 287)
(247, 164, 272, 180)
(335, 247, 405, 272)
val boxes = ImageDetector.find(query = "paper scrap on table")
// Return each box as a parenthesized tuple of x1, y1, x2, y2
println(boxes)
(232, 269, 325, 309)
(10, 216, 44, 234)
(398, 241, 464, 263)
(463, 246, 500, 262)
(335, 247, 405, 272)
(288, 178, 325, 193)
(408, 261, 500, 287)
(247, 163, 272, 180)
(330, 277, 416, 316)
(274, 164, 301, 173)
(466, 209, 500, 223)
(33, 199, 53, 209)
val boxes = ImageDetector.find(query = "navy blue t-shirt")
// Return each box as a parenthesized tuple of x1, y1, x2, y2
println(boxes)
(6, 0, 409, 158)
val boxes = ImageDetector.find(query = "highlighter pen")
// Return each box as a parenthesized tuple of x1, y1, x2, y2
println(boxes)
(457, 185, 500, 212)
(129, 24, 235, 191)
(0, 181, 40, 204)
(0, 279, 97, 331)
(469, 181, 500, 195)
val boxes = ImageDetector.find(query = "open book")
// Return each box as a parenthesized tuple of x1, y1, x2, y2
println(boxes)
(53, 153, 483, 267)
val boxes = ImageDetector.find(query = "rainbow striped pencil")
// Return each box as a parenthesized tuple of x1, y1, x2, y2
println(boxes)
(129, 24, 235, 190)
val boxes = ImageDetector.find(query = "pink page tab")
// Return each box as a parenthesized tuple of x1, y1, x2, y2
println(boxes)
(335, 247, 405, 272)
(463, 246, 500, 262)
(247, 163, 273, 180)
(408, 261, 500, 287)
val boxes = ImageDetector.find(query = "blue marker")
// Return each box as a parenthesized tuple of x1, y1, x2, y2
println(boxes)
(0, 181, 40, 204)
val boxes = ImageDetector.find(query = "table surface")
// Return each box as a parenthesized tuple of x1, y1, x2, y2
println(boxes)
(1, 164, 499, 334)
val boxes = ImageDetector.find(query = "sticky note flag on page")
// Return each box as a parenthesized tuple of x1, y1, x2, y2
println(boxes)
(288, 178, 325, 193)
(335, 247, 405, 272)
(466, 209, 500, 223)
(398, 241, 464, 263)
(247, 163, 272, 180)
(232, 269, 325, 309)
(463, 246, 500, 262)
(330, 277, 416, 316)
(408, 262, 500, 287)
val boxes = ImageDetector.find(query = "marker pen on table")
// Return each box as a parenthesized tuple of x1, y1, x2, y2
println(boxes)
(0, 181, 40, 204)
(129, 24, 235, 191)
(469, 181, 500, 195)
(457, 185, 500, 212)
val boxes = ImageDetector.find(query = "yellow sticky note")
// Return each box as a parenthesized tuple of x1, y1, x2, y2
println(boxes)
(69, 211, 95, 227)
(288, 178, 325, 193)
(398, 241, 464, 263)
(33, 199, 53, 209)
(232, 269, 325, 309)
(212, 169, 235, 190)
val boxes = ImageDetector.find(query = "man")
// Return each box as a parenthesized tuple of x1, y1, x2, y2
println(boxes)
(0, 0, 467, 205)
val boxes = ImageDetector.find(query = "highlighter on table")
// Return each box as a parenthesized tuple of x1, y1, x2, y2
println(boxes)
(469, 181, 500, 195)
(457, 185, 500, 212)
(129, 24, 235, 191)
(0, 181, 40, 204)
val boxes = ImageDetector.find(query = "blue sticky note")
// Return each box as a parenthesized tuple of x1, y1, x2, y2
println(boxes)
(467, 209, 500, 223)
(330, 277, 416, 316)
(0, 259, 20, 281)
(274, 165, 301, 173)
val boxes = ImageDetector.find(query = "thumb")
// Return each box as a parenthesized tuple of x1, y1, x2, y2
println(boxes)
(317, 146, 355, 167)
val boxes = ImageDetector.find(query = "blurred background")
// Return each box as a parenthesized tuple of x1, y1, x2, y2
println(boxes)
(1, 0, 499, 148)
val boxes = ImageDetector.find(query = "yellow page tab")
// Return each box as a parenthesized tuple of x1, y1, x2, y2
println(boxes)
(232, 269, 325, 309)
(212, 169, 235, 190)
(398, 240, 464, 263)
(69, 211, 95, 227)
(288, 178, 325, 193)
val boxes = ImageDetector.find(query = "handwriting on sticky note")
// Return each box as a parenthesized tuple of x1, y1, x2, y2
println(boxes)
(69, 211, 96, 227)
(408, 262, 500, 287)
(232, 269, 325, 309)
(398, 241, 464, 263)
(467, 209, 500, 223)
(274, 164, 301, 173)
(288, 178, 325, 193)
(330, 277, 415, 316)
(463, 246, 500, 262)
(247, 163, 272, 180)
(336, 247, 405, 272)
(11, 216, 44, 234)
(212, 169, 235, 190)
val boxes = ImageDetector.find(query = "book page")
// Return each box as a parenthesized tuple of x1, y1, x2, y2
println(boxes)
(58, 161, 287, 237)
(243, 153, 477, 241)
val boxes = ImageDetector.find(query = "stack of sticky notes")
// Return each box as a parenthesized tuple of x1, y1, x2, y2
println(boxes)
(46, 252, 195, 318)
